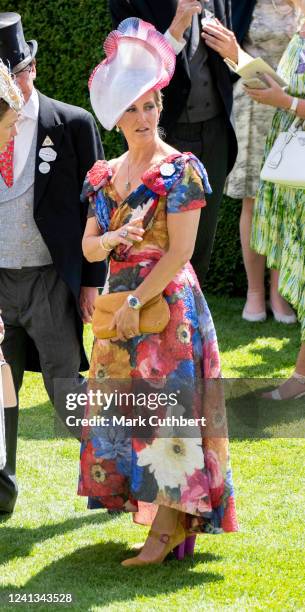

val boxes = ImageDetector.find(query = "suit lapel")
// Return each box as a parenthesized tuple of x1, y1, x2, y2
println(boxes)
(203, 0, 215, 11)
(211, 0, 226, 24)
(34, 92, 64, 211)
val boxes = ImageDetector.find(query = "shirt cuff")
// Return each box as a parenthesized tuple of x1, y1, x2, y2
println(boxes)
(164, 29, 186, 55)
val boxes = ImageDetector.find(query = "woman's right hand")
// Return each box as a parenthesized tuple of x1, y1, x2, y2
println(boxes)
(106, 217, 145, 249)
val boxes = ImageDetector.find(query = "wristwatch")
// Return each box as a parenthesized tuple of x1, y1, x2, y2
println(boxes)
(127, 294, 142, 310)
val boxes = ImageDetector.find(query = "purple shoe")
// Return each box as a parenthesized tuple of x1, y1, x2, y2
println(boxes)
(173, 540, 186, 560)
(184, 535, 196, 556)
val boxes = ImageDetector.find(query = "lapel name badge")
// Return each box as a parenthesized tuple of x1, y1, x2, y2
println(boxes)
(39, 161, 51, 174)
(39, 147, 57, 162)
(160, 162, 175, 177)
(42, 136, 54, 147)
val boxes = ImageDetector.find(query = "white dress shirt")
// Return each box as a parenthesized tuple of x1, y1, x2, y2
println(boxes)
(14, 88, 39, 182)
(164, 29, 186, 55)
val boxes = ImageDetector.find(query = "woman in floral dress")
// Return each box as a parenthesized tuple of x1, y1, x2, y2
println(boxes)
(78, 18, 238, 566)
(247, 0, 305, 399)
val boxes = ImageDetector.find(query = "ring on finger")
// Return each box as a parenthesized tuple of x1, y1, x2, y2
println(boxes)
(119, 228, 128, 238)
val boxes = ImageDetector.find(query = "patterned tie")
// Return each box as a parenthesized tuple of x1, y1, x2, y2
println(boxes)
(0, 138, 14, 188)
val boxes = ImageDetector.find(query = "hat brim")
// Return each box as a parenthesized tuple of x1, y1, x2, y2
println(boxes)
(90, 38, 163, 130)
(89, 18, 176, 130)
(13, 39, 38, 73)
(28, 40, 38, 60)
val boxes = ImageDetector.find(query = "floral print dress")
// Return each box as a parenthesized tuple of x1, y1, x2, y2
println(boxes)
(78, 153, 238, 534)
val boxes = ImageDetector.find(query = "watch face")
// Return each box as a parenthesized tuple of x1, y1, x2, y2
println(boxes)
(128, 295, 140, 309)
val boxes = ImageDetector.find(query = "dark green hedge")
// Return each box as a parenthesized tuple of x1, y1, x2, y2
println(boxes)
(203, 195, 246, 296)
(5, 1, 246, 295)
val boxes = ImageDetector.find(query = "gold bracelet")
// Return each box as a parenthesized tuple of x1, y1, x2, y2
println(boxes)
(99, 233, 112, 251)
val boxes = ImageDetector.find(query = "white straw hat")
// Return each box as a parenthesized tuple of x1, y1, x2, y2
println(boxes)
(0, 59, 23, 111)
(89, 18, 176, 130)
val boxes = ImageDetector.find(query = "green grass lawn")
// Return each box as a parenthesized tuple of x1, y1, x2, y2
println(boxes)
(0, 296, 304, 611)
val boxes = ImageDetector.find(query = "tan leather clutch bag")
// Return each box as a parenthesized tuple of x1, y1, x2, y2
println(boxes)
(92, 291, 170, 339)
(0, 361, 17, 408)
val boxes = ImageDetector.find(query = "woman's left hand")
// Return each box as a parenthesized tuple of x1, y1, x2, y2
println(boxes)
(201, 20, 239, 64)
(245, 74, 291, 109)
(109, 301, 140, 341)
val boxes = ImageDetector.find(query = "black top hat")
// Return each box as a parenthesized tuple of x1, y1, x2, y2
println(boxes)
(0, 12, 38, 73)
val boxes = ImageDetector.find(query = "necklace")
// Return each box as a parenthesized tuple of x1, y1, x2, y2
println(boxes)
(124, 154, 154, 191)
(125, 157, 131, 191)
(271, 0, 293, 15)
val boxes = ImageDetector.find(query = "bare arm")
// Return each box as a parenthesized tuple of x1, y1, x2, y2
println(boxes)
(246, 74, 305, 119)
(82, 216, 145, 263)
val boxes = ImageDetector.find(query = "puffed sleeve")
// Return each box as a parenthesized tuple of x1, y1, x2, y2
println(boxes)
(166, 154, 212, 214)
(81, 160, 114, 233)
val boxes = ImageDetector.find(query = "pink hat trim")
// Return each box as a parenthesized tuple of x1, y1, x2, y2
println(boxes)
(89, 17, 176, 92)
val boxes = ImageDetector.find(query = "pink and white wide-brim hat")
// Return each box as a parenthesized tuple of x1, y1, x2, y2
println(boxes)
(89, 18, 176, 131)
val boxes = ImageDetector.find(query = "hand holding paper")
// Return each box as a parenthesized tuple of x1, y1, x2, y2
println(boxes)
(245, 74, 292, 109)
(224, 50, 287, 90)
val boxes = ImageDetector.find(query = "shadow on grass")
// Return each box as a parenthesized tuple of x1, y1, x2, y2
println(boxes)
(225, 379, 305, 439)
(229, 341, 298, 378)
(207, 294, 299, 377)
(19, 401, 55, 440)
(0, 512, 114, 565)
(0, 540, 223, 610)
(18, 401, 83, 442)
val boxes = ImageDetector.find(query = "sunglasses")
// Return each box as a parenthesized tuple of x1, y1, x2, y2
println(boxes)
(14, 65, 33, 78)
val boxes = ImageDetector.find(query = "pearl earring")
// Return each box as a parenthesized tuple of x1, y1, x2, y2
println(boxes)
(115, 125, 120, 133)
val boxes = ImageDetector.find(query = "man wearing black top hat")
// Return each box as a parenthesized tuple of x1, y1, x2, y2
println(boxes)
(0, 12, 104, 514)
(109, 0, 238, 287)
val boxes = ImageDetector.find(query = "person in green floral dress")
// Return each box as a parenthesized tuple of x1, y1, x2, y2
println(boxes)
(247, 0, 305, 399)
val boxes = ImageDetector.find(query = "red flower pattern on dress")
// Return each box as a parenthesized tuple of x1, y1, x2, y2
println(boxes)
(142, 153, 183, 195)
(133, 334, 180, 378)
(162, 300, 193, 362)
(87, 160, 112, 191)
(132, 438, 147, 453)
(80, 442, 125, 497)
(180, 451, 224, 512)
(204, 340, 221, 378)
(179, 198, 206, 211)
(181, 469, 212, 514)
(206, 449, 225, 508)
